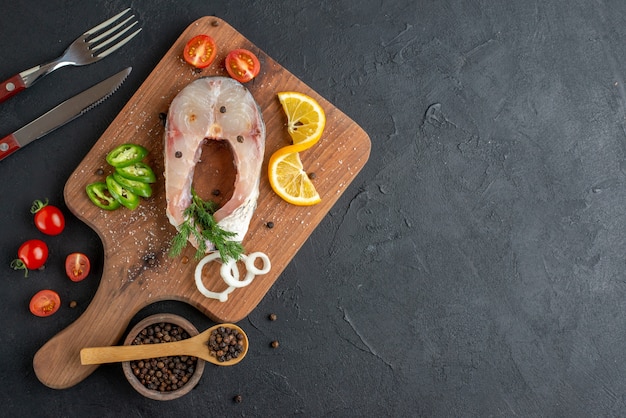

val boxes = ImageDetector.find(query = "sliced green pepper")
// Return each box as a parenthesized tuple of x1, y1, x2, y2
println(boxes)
(106, 175, 140, 210)
(86, 182, 121, 211)
(106, 144, 149, 168)
(116, 162, 156, 183)
(112, 172, 153, 198)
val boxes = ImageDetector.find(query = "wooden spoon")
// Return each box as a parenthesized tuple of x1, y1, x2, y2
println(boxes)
(80, 323, 248, 367)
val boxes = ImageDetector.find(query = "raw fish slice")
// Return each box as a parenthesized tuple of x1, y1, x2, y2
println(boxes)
(164, 76, 265, 250)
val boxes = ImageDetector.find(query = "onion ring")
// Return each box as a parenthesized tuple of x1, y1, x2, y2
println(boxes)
(194, 251, 272, 301)
(194, 252, 235, 302)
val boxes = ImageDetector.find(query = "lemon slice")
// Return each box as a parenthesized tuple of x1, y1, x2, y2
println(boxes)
(277, 91, 326, 151)
(268, 148, 321, 206)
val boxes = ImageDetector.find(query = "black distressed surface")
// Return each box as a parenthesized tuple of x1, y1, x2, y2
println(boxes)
(2, 1, 626, 416)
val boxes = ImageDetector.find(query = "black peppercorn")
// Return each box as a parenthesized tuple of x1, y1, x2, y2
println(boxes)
(175, 151, 182, 158)
(220, 106, 226, 113)
(212, 189, 221, 196)
(95, 168, 104, 176)
(207, 326, 245, 362)
(271, 340, 279, 348)
(269, 313, 277, 321)
(266, 221, 274, 229)
(237, 135, 244, 143)
(159, 112, 167, 126)
(234, 394, 243, 403)
(129, 322, 197, 393)
(308, 172, 317, 179)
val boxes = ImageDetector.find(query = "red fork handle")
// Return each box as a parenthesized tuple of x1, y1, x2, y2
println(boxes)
(0, 133, 21, 161)
(0, 74, 26, 103)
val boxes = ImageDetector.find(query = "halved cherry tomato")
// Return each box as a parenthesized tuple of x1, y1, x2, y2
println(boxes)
(11, 239, 49, 277)
(29, 289, 61, 317)
(183, 35, 217, 69)
(225, 49, 261, 83)
(31, 199, 65, 236)
(65, 252, 91, 282)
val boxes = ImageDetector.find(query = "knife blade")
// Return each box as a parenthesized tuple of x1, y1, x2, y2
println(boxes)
(0, 67, 131, 161)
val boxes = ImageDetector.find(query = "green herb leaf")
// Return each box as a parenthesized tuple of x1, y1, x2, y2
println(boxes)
(168, 190, 244, 262)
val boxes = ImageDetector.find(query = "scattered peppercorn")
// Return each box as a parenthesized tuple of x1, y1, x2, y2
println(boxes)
(211, 20, 220, 27)
(207, 326, 245, 362)
(233, 394, 243, 403)
(268, 313, 277, 321)
(271, 340, 279, 349)
(69, 300, 77, 308)
(266, 221, 274, 229)
(129, 322, 198, 393)
(194, 67, 203, 74)
(159, 112, 167, 126)
(237, 135, 244, 143)
(95, 168, 104, 176)
(219, 106, 227, 113)
(175, 151, 182, 158)
(308, 172, 317, 179)
(212, 189, 221, 196)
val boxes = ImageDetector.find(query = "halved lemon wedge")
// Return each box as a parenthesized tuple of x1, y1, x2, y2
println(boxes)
(268, 148, 321, 206)
(277, 91, 326, 151)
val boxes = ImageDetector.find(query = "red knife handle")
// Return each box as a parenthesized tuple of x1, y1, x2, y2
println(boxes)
(0, 133, 20, 161)
(0, 74, 26, 103)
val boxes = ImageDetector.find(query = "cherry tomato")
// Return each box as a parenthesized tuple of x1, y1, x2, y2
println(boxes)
(183, 35, 217, 68)
(29, 289, 61, 317)
(11, 239, 49, 277)
(225, 49, 261, 83)
(31, 199, 65, 236)
(65, 252, 91, 282)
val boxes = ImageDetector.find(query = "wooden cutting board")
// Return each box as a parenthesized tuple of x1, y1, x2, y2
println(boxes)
(33, 17, 370, 390)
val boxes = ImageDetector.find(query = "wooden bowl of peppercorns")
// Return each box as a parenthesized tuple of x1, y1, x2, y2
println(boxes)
(121, 313, 206, 401)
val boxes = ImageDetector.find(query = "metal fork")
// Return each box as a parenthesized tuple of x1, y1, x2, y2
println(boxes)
(0, 8, 141, 103)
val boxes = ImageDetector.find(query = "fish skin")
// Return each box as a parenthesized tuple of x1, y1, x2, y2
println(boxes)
(164, 76, 266, 250)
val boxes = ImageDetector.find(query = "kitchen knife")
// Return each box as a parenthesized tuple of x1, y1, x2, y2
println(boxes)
(0, 67, 131, 161)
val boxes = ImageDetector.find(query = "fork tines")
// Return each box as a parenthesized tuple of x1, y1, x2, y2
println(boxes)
(84, 8, 142, 59)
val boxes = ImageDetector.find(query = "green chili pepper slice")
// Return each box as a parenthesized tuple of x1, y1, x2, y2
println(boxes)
(86, 182, 121, 211)
(116, 162, 156, 183)
(112, 172, 153, 198)
(106, 175, 140, 210)
(106, 144, 149, 168)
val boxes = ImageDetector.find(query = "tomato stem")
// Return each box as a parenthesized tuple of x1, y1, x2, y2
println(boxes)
(10, 259, 28, 277)
(30, 198, 49, 214)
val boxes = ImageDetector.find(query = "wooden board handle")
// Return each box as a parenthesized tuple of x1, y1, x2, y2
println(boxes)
(32, 285, 140, 389)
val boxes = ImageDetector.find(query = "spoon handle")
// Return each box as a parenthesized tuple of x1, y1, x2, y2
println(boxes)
(81, 339, 194, 365)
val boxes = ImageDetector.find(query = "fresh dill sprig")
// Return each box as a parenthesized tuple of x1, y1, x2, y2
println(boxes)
(168, 190, 244, 262)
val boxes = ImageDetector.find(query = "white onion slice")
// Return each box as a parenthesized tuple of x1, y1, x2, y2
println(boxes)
(194, 252, 234, 302)
(194, 251, 271, 301)
(245, 252, 271, 275)
(222, 253, 272, 288)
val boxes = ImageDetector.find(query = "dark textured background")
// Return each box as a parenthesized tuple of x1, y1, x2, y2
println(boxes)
(2, 1, 626, 416)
